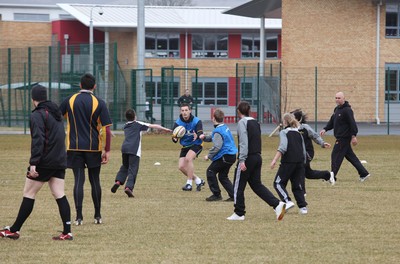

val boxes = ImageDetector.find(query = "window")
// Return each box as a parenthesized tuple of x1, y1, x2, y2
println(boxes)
(59, 14, 74, 20)
(192, 78, 228, 105)
(241, 80, 259, 105)
(146, 77, 179, 105)
(145, 33, 180, 58)
(385, 64, 400, 102)
(241, 33, 278, 58)
(386, 1, 400, 37)
(192, 34, 228, 58)
(14, 13, 50, 22)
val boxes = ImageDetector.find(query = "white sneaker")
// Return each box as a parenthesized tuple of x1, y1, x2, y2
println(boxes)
(226, 213, 245, 221)
(360, 174, 371, 182)
(285, 201, 295, 212)
(299, 207, 308, 215)
(275, 201, 286, 221)
(329, 171, 336, 186)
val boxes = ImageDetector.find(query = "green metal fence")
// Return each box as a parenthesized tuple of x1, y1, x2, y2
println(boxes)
(1, 43, 399, 135)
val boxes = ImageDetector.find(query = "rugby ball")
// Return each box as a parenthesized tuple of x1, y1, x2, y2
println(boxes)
(173, 126, 186, 138)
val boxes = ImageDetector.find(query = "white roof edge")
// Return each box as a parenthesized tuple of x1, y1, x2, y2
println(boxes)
(0, 3, 59, 9)
(57, 3, 90, 26)
(57, 3, 282, 29)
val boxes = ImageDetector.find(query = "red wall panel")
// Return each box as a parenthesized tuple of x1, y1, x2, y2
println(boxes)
(52, 20, 104, 45)
(229, 34, 241, 59)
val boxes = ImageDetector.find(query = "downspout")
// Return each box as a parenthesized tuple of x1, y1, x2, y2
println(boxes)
(375, 0, 382, 124)
(260, 16, 265, 78)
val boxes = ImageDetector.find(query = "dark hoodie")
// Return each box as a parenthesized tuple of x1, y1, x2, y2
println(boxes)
(30, 101, 67, 169)
(323, 101, 358, 139)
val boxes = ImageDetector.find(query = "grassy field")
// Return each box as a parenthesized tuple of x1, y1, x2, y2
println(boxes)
(0, 134, 399, 264)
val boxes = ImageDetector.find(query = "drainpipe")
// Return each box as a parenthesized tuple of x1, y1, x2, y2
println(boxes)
(375, 0, 382, 124)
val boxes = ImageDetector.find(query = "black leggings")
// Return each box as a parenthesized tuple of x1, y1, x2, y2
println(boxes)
(73, 166, 102, 219)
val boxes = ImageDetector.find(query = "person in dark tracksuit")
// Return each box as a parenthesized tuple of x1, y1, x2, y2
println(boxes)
(227, 101, 285, 221)
(290, 109, 335, 199)
(320, 92, 370, 182)
(111, 109, 171, 197)
(200, 109, 237, 202)
(271, 113, 308, 215)
(0, 85, 72, 240)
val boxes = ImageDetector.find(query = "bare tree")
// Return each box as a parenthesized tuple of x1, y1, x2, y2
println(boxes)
(145, 0, 194, 6)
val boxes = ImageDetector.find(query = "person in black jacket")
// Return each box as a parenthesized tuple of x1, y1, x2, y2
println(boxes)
(320, 92, 370, 182)
(177, 89, 194, 107)
(271, 113, 308, 215)
(290, 109, 334, 201)
(0, 85, 73, 240)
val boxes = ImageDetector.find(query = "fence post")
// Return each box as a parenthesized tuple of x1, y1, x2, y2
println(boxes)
(24, 63, 27, 134)
(113, 42, 118, 130)
(28, 47, 32, 121)
(7, 48, 11, 127)
(235, 63, 239, 113)
(257, 62, 261, 123)
(315, 66, 318, 131)
(48, 46, 52, 100)
(386, 67, 390, 135)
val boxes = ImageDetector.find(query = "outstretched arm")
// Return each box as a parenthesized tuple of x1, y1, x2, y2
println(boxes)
(149, 124, 172, 133)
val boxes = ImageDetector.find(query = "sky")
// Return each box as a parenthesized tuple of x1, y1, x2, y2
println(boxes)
(0, 0, 249, 8)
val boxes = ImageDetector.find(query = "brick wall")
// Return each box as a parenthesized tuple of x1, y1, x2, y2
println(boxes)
(282, 0, 382, 122)
(0, 21, 52, 49)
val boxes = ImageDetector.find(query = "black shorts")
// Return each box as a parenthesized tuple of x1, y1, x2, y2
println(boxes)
(179, 145, 203, 158)
(26, 167, 66, 182)
(67, 151, 102, 169)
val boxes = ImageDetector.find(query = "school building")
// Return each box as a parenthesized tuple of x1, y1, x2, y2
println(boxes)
(0, 0, 399, 124)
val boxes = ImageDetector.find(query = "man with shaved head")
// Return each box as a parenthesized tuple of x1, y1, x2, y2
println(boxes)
(320, 92, 370, 182)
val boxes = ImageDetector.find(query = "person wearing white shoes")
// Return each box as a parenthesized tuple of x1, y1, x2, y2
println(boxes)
(172, 103, 206, 191)
(320, 92, 370, 182)
(227, 101, 286, 221)
(271, 113, 308, 215)
(290, 109, 335, 194)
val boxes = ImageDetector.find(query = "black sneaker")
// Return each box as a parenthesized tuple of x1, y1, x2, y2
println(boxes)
(124, 188, 134, 198)
(196, 179, 206, 191)
(182, 184, 192, 191)
(224, 197, 234, 202)
(206, 195, 222, 201)
(111, 181, 121, 193)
